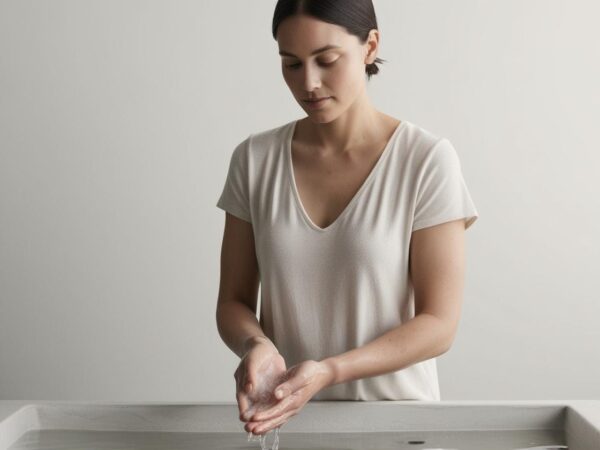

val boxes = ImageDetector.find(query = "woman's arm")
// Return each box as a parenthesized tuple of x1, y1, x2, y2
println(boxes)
(321, 218, 466, 386)
(216, 212, 274, 358)
(217, 302, 274, 358)
(321, 312, 453, 386)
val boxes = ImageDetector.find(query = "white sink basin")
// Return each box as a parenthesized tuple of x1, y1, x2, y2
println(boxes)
(1, 400, 599, 449)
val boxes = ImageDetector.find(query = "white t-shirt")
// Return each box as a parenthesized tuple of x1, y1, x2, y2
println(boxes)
(216, 118, 479, 401)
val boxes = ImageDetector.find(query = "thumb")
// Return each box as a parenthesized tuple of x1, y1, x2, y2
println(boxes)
(274, 379, 297, 399)
(244, 372, 254, 393)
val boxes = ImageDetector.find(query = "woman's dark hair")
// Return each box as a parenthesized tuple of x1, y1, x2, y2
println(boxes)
(272, 0, 386, 81)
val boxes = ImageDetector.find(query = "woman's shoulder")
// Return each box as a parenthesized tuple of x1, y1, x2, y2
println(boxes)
(228, 120, 294, 166)
(248, 120, 294, 147)
(397, 118, 455, 160)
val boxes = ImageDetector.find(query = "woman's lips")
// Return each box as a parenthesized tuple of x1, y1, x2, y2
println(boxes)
(303, 97, 331, 109)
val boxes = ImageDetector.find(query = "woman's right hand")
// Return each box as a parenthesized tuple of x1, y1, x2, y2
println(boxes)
(234, 336, 287, 424)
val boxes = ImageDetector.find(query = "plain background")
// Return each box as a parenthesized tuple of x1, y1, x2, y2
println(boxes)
(1, 0, 598, 402)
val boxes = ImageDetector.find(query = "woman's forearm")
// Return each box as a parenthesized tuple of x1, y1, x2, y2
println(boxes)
(216, 301, 274, 358)
(320, 313, 453, 387)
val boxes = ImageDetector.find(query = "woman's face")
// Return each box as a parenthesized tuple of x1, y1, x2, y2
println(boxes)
(276, 14, 377, 121)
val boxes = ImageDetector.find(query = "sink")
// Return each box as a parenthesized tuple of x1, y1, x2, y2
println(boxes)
(1, 400, 599, 449)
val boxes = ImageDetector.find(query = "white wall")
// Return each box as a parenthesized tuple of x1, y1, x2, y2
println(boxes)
(1, 0, 598, 402)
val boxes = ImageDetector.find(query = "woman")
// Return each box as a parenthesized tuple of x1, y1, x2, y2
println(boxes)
(215, 0, 479, 437)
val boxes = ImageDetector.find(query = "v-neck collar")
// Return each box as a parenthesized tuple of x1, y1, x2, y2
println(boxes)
(286, 119, 407, 232)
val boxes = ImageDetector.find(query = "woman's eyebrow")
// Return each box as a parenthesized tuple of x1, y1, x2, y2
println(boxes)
(279, 44, 341, 57)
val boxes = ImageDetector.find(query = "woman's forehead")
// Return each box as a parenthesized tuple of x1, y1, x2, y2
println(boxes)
(277, 14, 351, 45)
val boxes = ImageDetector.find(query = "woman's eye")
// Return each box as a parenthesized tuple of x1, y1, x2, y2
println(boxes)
(285, 59, 338, 69)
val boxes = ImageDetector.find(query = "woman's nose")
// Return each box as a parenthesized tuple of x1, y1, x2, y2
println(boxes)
(301, 66, 321, 91)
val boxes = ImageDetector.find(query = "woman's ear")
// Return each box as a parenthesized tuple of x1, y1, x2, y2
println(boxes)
(364, 29, 380, 64)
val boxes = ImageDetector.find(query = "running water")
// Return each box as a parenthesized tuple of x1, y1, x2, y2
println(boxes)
(247, 427, 280, 450)
(242, 357, 288, 450)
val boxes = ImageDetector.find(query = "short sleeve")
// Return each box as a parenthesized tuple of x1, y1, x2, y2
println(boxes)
(412, 138, 479, 232)
(216, 136, 252, 223)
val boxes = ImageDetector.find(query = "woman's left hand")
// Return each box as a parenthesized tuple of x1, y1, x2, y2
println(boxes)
(243, 359, 335, 435)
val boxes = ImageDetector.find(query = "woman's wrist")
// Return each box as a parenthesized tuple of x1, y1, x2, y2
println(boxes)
(243, 335, 276, 353)
(318, 357, 340, 388)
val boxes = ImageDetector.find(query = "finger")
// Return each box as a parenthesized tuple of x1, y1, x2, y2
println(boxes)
(274, 367, 311, 400)
(273, 378, 304, 400)
(246, 395, 298, 432)
(235, 372, 254, 417)
(235, 363, 253, 393)
(245, 419, 266, 434)
(236, 391, 254, 420)
(236, 391, 247, 419)
(250, 394, 295, 422)
(242, 370, 253, 394)
(252, 408, 296, 435)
